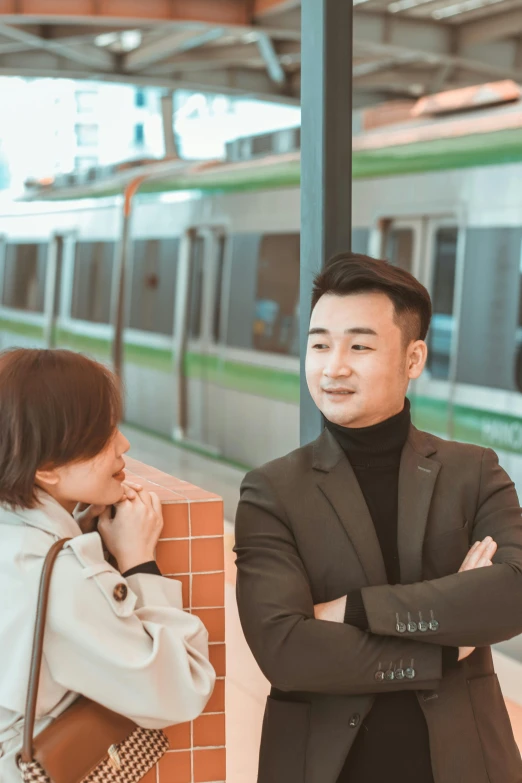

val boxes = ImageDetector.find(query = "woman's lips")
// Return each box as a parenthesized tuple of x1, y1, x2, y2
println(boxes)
(112, 470, 126, 482)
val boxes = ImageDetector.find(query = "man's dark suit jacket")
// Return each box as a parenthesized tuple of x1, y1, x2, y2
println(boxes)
(234, 425, 522, 783)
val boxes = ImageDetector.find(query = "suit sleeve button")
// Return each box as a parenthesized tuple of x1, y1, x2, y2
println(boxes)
(396, 622, 407, 633)
(349, 714, 361, 728)
(384, 669, 395, 681)
(429, 620, 439, 631)
(375, 671, 385, 681)
(405, 667, 416, 679)
(407, 621, 418, 633)
(113, 583, 128, 602)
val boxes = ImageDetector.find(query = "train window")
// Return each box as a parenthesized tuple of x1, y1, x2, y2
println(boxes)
(426, 228, 458, 380)
(456, 228, 522, 391)
(70, 242, 114, 324)
(212, 235, 226, 343)
(253, 234, 300, 355)
(2, 242, 47, 312)
(385, 228, 413, 272)
(225, 233, 299, 355)
(187, 234, 205, 340)
(129, 238, 179, 335)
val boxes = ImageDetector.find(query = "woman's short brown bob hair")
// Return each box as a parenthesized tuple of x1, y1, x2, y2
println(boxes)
(0, 348, 122, 509)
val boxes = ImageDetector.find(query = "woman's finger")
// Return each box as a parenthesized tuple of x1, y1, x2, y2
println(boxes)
(150, 491, 162, 520)
(122, 480, 143, 491)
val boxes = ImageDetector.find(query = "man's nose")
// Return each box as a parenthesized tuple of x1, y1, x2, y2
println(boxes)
(324, 350, 352, 377)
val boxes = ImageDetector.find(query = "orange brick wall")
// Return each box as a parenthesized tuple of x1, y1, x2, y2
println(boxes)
(125, 457, 226, 783)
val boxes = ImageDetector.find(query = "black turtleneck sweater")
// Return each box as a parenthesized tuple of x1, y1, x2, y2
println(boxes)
(326, 399, 436, 783)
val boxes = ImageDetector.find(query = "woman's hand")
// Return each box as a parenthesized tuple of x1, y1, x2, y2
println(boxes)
(98, 488, 164, 574)
(73, 481, 143, 534)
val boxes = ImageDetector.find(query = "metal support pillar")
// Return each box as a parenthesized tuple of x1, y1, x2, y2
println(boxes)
(161, 90, 178, 159)
(300, 0, 353, 446)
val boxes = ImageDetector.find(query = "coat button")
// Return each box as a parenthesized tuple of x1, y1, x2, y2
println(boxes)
(405, 667, 416, 679)
(349, 714, 360, 728)
(113, 583, 128, 602)
(384, 669, 395, 681)
(396, 622, 407, 633)
(429, 620, 439, 631)
(375, 671, 385, 681)
(418, 621, 429, 632)
(407, 621, 418, 633)
(395, 668, 405, 680)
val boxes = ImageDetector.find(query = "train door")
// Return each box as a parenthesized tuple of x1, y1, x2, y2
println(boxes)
(376, 216, 461, 440)
(174, 225, 226, 453)
(44, 233, 75, 347)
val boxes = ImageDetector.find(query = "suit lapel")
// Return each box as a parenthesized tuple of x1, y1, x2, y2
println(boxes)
(313, 430, 387, 586)
(398, 426, 441, 584)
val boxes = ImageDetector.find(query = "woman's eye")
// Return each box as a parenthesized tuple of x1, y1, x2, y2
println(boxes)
(313, 343, 328, 350)
(352, 345, 369, 351)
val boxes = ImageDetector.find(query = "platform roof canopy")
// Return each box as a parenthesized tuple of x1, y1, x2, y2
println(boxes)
(1, 0, 522, 106)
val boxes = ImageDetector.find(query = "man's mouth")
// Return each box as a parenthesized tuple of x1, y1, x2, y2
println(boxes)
(323, 389, 355, 395)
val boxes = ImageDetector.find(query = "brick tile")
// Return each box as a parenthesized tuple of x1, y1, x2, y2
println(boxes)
(156, 540, 189, 575)
(191, 538, 224, 573)
(209, 644, 226, 677)
(161, 503, 189, 539)
(193, 748, 226, 782)
(204, 679, 225, 713)
(158, 751, 191, 783)
(164, 722, 191, 750)
(192, 608, 225, 643)
(190, 501, 224, 537)
(193, 713, 226, 748)
(182, 489, 221, 501)
(191, 573, 225, 608)
(140, 767, 157, 783)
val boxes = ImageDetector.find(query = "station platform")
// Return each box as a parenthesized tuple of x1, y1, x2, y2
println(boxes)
(123, 425, 522, 783)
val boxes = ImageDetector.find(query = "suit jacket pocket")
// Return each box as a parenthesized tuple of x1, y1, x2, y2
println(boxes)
(258, 696, 310, 783)
(468, 674, 522, 783)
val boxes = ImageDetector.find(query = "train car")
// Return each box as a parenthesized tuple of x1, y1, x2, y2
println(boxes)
(3, 82, 522, 491)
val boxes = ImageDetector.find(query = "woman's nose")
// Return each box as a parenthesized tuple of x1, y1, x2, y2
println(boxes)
(117, 430, 131, 455)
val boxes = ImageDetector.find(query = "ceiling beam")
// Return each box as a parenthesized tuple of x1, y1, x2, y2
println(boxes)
(458, 8, 522, 47)
(123, 27, 225, 72)
(256, 32, 287, 85)
(0, 58, 300, 104)
(0, 22, 114, 69)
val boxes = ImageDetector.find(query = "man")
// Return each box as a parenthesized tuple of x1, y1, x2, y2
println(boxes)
(234, 253, 522, 783)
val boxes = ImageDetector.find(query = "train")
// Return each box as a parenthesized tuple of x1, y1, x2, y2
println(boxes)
(2, 81, 522, 489)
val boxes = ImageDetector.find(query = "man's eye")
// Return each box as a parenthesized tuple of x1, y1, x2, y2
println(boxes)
(352, 345, 369, 351)
(313, 343, 328, 350)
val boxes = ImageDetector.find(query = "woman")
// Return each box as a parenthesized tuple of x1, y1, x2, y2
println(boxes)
(0, 348, 216, 781)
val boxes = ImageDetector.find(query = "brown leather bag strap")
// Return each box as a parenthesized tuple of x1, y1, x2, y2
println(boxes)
(21, 537, 71, 764)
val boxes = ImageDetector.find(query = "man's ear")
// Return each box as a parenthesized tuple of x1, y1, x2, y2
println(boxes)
(35, 467, 60, 488)
(408, 340, 428, 380)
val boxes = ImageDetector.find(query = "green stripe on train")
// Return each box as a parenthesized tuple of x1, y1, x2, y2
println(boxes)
(43, 126, 522, 201)
(3, 321, 522, 453)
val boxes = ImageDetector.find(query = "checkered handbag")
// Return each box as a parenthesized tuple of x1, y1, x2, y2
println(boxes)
(18, 539, 170, 783)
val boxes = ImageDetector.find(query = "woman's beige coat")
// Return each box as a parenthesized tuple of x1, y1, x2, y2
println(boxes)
(0, 492, 216, 782)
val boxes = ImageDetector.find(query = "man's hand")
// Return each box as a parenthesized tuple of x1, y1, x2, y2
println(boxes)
(314, 595, 347, 623)
(457, 536, 498, 660)
(459, 536, 497, 572)
(312, 537, 497, 662)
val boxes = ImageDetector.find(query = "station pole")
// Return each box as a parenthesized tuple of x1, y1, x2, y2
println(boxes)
(300, 0, 353, 445)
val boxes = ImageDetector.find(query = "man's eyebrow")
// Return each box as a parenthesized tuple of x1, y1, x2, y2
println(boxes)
(308, 327, 378, 336)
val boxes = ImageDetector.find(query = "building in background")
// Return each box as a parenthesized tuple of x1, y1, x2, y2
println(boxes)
(0, 77, 300, 194)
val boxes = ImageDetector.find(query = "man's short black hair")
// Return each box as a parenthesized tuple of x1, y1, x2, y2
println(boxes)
(311, 252, 432, 344)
